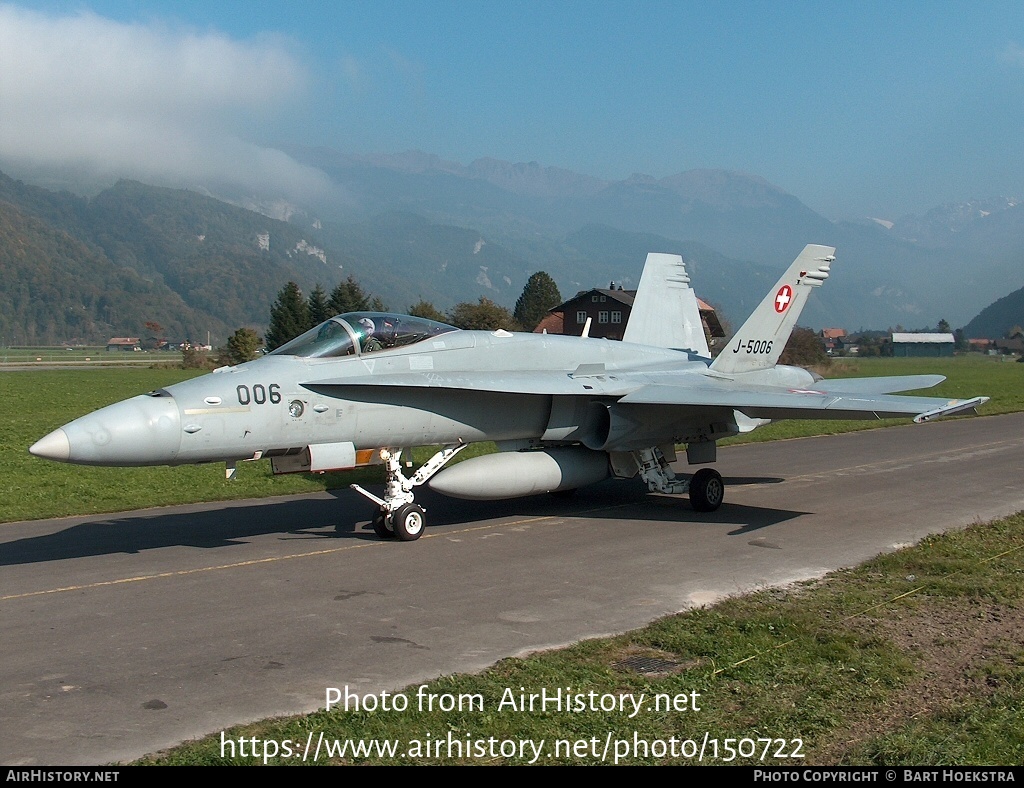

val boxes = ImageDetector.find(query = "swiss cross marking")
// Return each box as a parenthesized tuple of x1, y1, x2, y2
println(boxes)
(774, 285, 792, 313)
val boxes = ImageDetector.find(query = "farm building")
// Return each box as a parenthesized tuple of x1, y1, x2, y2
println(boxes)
(539, 286, 725, 345)
(890, 332, 955, 357)
(105, 337, 141, 352)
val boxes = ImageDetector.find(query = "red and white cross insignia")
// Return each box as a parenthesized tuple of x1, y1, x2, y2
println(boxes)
(774, 285, 793, 313)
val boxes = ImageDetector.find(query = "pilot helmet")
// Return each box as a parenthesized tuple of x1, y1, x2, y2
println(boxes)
(357, 317, 376, 336)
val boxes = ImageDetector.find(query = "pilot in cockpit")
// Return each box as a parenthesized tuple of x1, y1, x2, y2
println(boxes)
(357, 317, 384, 353)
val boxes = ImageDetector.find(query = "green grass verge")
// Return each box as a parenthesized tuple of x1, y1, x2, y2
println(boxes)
(137, 511, 1024, 765)
(1, 354, 1019, 523)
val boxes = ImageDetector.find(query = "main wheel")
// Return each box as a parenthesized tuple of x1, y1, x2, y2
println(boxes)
(372, 509, 395, 539)
(689, 468, 724, 512)
(392, 503, 426, 541)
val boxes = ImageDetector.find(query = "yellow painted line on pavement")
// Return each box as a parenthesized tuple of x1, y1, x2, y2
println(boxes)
(1, 504, 633, 602)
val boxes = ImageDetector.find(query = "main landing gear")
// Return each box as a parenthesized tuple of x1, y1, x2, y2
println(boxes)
(634, 447, 724, 513)
(352, 443, 468, 541)
(689, 467, 725, 512)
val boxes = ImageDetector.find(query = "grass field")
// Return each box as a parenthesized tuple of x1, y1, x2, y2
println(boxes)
(138, 510, 1024, 765)
(1, 354, 1019, 523)
(0, 346, 172, 364)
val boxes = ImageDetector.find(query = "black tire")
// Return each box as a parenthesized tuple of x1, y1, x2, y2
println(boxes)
(392, 503, 426, 541)
(689, 468, 724, 512)
(372, 509, 395, 539)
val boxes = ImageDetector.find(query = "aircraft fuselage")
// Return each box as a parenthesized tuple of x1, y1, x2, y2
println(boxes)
(34, 330, 726, 468)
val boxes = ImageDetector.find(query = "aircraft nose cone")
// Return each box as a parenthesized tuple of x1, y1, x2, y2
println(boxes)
(29, 428, 71, 461)
(37, 394, 182, 466)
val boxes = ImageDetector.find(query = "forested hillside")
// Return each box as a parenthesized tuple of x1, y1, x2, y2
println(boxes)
(964, 285, 1024, 339)
(0, 199, 213, 344)
(0, 173, 342, 344)
(0, 171, 542, 345)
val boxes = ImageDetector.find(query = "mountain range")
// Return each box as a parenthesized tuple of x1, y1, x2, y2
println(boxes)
(1, 150, 1022, 345)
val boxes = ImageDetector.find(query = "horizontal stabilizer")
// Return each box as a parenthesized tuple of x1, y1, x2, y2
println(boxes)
(815, 375, 945, 395)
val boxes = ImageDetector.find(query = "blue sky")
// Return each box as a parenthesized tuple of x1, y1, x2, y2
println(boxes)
(4, 1, 1024, 218)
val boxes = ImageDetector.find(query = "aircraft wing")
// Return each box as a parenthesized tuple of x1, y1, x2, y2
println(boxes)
(618, 377, 987, 423)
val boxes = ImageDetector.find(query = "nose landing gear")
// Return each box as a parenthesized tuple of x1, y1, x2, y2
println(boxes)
(352, 442, 468, 541)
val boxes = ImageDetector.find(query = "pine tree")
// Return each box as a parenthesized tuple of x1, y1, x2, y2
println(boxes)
(328, 276, 385, 315)
(224, 327, 262, 365)
(307, 284, 330, 328)
(266, 282, 309, 350)
(514, 272, 562, 331)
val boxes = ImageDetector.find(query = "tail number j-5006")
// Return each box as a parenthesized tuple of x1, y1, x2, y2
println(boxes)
(236, 384, 282, 405)
(732, 339, 773, 354)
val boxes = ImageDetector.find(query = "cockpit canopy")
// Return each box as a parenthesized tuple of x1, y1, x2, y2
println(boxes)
(268, 312, 459, 359)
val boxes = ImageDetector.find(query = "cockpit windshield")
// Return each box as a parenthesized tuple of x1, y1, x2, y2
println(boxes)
(269, 312, 459, 359)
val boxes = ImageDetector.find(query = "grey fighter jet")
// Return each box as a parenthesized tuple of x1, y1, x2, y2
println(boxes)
(30, 245, 987, 541)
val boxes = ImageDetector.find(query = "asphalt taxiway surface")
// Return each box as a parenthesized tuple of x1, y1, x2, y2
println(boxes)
(3, 413, 1023, 765)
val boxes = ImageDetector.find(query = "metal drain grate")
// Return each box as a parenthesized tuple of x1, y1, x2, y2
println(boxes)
(613, 656, 682, 675)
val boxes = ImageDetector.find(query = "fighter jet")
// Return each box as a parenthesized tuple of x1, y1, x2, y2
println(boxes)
(30, 245, 987, 541)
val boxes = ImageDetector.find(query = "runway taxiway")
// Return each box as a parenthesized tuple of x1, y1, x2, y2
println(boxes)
(2, 412, 1023, 765)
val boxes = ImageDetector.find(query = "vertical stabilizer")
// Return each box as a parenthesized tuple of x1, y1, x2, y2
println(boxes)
(710, 244, 835, 375)
(623, 253, 710, 355)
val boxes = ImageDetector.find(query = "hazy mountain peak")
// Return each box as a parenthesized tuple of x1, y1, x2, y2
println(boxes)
(657, 169, 788, 208)
(466, 157, 606, 197)
(891, 196, 1024, 245)
(920, 196, 1020, 223)
(625, 173, 659, 184)
(354, 150, 467, 176)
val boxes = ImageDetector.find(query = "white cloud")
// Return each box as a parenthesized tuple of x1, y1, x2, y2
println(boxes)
(0, 4, 329, 198)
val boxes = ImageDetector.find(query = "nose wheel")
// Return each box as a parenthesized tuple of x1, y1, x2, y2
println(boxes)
(392, 503, 426, 541)
(371, 510, 396, 539)
(371, 504, 425, 540)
